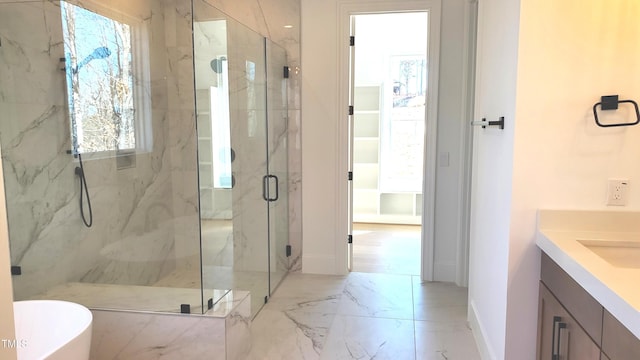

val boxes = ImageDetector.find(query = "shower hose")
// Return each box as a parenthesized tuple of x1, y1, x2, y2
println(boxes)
(75, 153, 93, 228)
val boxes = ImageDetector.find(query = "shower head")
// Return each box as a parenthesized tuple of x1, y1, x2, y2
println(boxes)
(91, 46, 111, 60)
(210, 57, 227, 73)
(74, 46, 111, 74)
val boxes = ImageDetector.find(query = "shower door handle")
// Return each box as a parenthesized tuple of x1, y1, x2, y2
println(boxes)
(270, 175, 279, 202)
(262, 175, 279, 202)
(262, 175, 269, 201)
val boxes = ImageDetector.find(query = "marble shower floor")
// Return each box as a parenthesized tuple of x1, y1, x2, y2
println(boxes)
(247, 272, 480, 360)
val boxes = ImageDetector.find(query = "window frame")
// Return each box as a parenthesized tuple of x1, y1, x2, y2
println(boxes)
(61, 0, 152, 160)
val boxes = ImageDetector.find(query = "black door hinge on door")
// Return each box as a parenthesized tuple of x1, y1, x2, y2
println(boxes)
(348, 171, 353, 181)
(348, 235, 353, 244)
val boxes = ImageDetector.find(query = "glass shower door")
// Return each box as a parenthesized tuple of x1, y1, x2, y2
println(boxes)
(192, 1, 290, 317)
(266, 40, 289, 294)
(227, 20, 270, 316)
(192, 2, 272, 317)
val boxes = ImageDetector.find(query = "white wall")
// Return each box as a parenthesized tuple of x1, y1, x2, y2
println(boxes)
(434, 0, 469, 281)
(0, 148, 17, 359)
(300, 0, 340, 273)
(301, 0, 469, 280)
(469, 0, 640, 358)
(467, 0, 519, 357)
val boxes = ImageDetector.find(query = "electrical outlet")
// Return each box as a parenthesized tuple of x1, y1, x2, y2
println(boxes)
(607, 179, 629, 206)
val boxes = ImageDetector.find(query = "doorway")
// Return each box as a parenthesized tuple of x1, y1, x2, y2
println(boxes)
(348, 12, 428, 275)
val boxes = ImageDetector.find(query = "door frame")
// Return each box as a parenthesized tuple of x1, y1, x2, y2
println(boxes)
(336, 0, 442, 280)
(456, 0, 478, 287)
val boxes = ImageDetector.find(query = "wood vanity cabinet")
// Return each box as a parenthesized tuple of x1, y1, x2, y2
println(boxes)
(537, 283, 600, 360)
(602, 310, 640, 360)
(538, 253, 640, 360)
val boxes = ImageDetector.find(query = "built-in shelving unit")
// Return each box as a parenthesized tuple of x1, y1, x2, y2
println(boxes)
(352, 85, 421, 225)
(197, 89, 232, 220)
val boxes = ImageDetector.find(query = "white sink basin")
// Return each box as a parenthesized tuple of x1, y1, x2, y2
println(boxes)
(578, 239, 640, 269)
(13, 300, 92, 360)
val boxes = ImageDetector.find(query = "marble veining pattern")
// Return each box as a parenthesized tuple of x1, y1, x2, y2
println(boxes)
(40, 284, 251, 359)
(338, 272, 414, 320)
(1, 0, 202, 302)
(90, 310, 228, 360)
(1, 0, 300, 327)
(247, 272, 481, 360)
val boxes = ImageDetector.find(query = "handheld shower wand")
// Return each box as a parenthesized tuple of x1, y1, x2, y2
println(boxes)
(63, 46, 112, 228)
(75, 152, 93, 228)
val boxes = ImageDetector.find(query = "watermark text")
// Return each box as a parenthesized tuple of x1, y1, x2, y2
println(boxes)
(1, 339, 28, 349)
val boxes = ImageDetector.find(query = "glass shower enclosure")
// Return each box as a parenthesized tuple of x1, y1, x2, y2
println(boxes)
(193, 1, 290, 316)
(0, 0, 289, 318)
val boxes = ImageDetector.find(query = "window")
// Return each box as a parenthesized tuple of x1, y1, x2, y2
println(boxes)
(380, 55, 427, 192)
(61, 1, 151, 156)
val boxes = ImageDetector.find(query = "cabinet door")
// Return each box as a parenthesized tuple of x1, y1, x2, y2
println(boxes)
(538, 283, 600, 360)
(538, 282, 563, 359)
(602, 310, 640, 360)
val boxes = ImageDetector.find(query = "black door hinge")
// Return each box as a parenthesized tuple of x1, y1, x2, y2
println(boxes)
(348, 235, 353, 244)
(350, 36, 355, 46)
(286, 245, 292, 257)
(348, 171, 353, 181)
(11, 266, 21, 275)
(348, 105, 354, 115)
(283, 66, 290, 79)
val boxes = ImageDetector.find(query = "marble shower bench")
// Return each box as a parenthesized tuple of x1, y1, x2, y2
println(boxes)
(31, 283, 251, 359)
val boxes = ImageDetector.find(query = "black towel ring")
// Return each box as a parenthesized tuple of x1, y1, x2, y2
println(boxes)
(593, 95, 640, 128)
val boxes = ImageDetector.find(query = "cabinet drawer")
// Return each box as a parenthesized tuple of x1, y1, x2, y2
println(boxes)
(537, 283, 600, 360)
(602, 310, 640, 360)
(541, 253, 603, 345)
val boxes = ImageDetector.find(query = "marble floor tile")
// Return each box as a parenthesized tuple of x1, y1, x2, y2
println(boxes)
(319, 315, 416, 360)
(412, 276, 469, 307)
(266, 294, 342, 316)
(270, 273, 347, 300)
(244, 275, 347, 358)
(249, 272, 480, 360)
(412, 276, 469, 323)
(246, 308, 334, 360)
(338, 272, 414, 320)
(415, 320, 481, 360)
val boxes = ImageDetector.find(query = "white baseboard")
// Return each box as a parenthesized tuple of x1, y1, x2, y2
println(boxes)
(301, 254, 337, 275)
(468, 299, 497, 360)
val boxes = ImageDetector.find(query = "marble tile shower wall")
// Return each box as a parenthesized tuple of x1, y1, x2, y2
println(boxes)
(202, 0, 303, 271)
(0, 0, 201, 300)
(0, 0, 301, 304)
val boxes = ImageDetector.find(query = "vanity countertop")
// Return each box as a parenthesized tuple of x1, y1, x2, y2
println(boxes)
(537, 209, 640, 339)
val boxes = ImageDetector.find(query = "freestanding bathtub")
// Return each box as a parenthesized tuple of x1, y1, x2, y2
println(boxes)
(13, 300, 92, 360)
